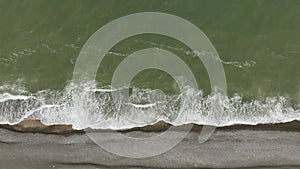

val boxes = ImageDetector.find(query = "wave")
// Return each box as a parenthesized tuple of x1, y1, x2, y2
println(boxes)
(0, 82, 299, 130)
(133, 39, 257, 69)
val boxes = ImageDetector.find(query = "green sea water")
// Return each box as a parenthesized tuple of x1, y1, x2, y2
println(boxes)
(0, 0, 299, 101)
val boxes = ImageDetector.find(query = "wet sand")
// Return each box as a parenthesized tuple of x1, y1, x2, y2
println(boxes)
(0, 120, 300, 169)
(2, 119, 300, 133)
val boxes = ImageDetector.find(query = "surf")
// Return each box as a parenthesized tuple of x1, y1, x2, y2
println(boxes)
(0, 81, 299, 130)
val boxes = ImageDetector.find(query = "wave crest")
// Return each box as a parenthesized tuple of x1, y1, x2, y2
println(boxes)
(0, 82, 299, 130)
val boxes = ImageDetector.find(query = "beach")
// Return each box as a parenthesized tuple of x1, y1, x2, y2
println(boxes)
(1, 120, 300, 169)
(1, 1, 300, 168)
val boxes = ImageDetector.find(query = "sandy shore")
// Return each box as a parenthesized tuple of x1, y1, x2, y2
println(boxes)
(0, 120, 300, 168)
(1, 119, 300, 133)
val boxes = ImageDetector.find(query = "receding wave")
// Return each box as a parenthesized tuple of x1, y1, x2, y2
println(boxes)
(0, 82, 299, 130)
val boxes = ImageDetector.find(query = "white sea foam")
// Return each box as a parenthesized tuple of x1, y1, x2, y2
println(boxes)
(0, 82, 299, 129)
(0, 93, 32, 102)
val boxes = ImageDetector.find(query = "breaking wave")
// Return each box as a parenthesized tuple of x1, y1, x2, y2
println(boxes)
(0, 81, 299, 130)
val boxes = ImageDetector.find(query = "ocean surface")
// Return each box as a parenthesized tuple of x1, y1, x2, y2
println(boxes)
(0, 0, 300, 129)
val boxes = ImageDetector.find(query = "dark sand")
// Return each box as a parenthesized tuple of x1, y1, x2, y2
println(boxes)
(0, 120, 300, 169)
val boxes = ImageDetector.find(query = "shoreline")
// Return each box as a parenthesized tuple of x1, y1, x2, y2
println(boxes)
(1, 119, 300, 134)
(1, 123, 299, 169)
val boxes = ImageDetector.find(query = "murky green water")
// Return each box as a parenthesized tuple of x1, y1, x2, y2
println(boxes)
(0, 0, 299, 101)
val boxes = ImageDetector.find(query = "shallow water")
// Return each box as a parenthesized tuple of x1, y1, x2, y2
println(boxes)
(0, 0, 300, 129)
